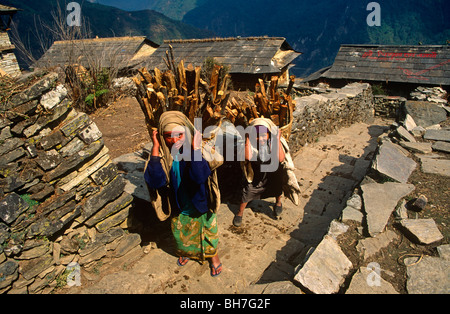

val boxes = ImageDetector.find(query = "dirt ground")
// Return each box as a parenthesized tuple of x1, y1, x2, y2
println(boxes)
(89, 96, 150, 160)
(87, 97, 449, 294)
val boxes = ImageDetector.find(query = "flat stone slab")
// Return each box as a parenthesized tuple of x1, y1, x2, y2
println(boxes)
(294, 235, 352, 294)
(406, 255, 450, 294)
(399, 219, 444, 245)
(432, 141, 450, 153)
(437, 244, 450, 260)
(396, 126, 416, 142)
(399, 141, 432, 154)
(346, 266, 399, 294)
(362, 182, 415, 237)
(261, 281, 304, 294)
(404, 101, 447, 128)
(356, 230, 399, 260)
(420, 157, 450, 177)
(0, 192, 29, 224)
(341, 206, 364, 223)
(113, 152, 150, 202)
(424, 129, 450, 142)
(372, 141, 417, 183)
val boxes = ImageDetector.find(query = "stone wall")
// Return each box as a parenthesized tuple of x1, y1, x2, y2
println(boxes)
(0, 72, 141, 294)
(373, 95, 406, 119)
(289, 83, 374, 154)
(0, 32, 21, 77)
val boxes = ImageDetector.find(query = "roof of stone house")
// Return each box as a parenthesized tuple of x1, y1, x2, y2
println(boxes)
(0, 5, 19, 13)
(33, 36, 159, 70)
(322, 44, 450, 85)
(139, 36, 302, 75)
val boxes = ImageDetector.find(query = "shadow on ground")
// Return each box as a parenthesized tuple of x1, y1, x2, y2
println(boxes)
(255, 124, 389, 290)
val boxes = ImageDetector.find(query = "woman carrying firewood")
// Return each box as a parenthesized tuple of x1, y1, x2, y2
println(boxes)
(233, 118, 286, 227)
(144, 111, 223, 277)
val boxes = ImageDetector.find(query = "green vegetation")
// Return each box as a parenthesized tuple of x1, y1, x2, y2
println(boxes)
(371, 84, 388, 96)
(19, 194, 40, 213)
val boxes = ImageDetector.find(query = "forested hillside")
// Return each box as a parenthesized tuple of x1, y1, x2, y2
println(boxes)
(97, 0, 208, 20)
(183, 0, 450, 76)
(4, 0, 449, 76)
(4, 0, 213, 67)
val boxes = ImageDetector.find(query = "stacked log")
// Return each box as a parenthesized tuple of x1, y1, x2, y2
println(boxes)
(254, 75, 296, 139)
(133, 47, 295, 141)
(133, 45, 231, 134)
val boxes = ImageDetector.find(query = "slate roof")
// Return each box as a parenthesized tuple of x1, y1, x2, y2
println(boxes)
(0, 5, 19, 13)
(34, 36, 159, 70)
(140, 37, 302, 75)
(323, 44, 450, 85)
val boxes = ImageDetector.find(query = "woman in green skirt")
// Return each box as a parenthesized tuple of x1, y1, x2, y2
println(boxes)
(144, 111, 222, 276)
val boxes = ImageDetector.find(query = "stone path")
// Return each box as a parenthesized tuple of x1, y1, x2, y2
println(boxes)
(63, 119, 389, 294)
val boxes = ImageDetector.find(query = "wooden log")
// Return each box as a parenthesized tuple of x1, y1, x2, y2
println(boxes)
(148, 90, 158, 110)
(169, 45, 177, 75)
(187, 96, 198, 122)
(138, 68, 153, 84)
(177, 59, 187, 92)
(156, 91, 166, 111)
(286, 75, 295, 96)
(164, 71, 177, 91)
(269, 76, 278, 101)
(219, 74, 230, 101)
(271, 114, 280, 126)
(143, 97, 153, 120)
(160, 87, 169, 112)
(254, 92, 268, 117)
(258, 78, 267, 99)
(194, 66, 201, 99)
(133, 76, 147, 101)
(280, 103, 288, 127)
(153, 67, 163, 89)
(210, 64, 222, 102)
(185, 63, 196, 96)
(250, 102, 259, 119)
(163, 52, 171, 71)
(182, 86, 188, 109)
(219, 92, 231, 116)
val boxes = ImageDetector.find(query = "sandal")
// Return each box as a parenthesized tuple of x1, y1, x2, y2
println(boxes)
(210, 263, 222, 277)
(273, 204, 283, 217)
(233, 215, 243, 227)
(177, 256, 190, 267)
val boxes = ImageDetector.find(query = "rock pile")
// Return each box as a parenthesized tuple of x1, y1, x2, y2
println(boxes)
(0, 73, 141, 294)
(410, 86, 448, 104)
(293, 97, 448, 294)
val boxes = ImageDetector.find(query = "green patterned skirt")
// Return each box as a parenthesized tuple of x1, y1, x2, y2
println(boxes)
(171, 212, 219, 261)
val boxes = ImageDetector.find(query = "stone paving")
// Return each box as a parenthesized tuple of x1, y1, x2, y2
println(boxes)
(63, 119, 390, 294)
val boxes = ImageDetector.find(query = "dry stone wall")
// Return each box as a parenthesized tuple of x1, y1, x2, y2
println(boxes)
(289, 83, 374, 154)
(373, 95, 406, 118)
(0, 72, 140, 294)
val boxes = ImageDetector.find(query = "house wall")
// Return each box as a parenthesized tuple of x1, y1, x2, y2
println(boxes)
(231, 72, 289, 91)
(0, 31, 20, 77)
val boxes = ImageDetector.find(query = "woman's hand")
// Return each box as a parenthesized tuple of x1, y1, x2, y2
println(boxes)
(277, 130, 285, 163)
(244, 134, 253, 161)
(151, 128, 161, 157)
(193, 130, 202, 150)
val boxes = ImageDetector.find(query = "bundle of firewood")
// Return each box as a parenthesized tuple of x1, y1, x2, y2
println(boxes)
(253, 75, 296, 139)
(132, 46, 296, 140)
